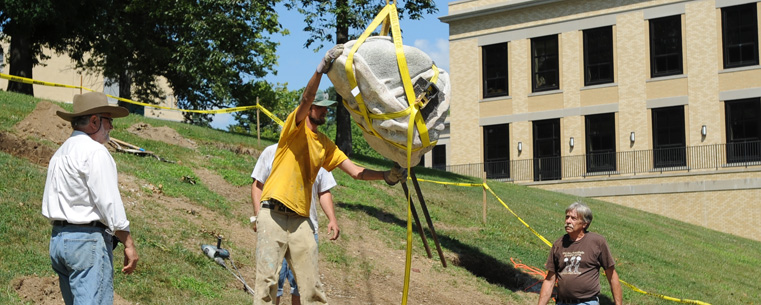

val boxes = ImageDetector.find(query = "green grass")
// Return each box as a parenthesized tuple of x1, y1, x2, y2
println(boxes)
(2, 91, 760, 304)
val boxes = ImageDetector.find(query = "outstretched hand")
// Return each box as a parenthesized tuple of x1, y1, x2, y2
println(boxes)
(316, 44, 344, 74)
(383, 164, 407, 186)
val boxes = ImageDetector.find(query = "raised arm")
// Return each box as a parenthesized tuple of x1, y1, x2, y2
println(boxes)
(296, 44, 344, 125)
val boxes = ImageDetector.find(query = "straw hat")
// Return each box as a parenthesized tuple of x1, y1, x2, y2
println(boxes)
(56, 92, 129, 122)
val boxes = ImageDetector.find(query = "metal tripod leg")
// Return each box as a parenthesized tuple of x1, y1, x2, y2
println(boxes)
(409, 168, 447, 267)
(401, 181, 433, 259)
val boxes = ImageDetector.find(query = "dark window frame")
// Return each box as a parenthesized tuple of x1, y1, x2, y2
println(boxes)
(531, 35, 560, 92)
(722, 3, 759, 68)
(725, 98, 761, 163)
(483, 124, 510, 179)
(432, 144, 447, 170)
(583, 26, 614, 86)
(585, 113, 617, 172)
(649, 15, 683, 78)
(652, 106, 686, 168)
(482, 43, 509, 98)
(532, 119, 561, 181)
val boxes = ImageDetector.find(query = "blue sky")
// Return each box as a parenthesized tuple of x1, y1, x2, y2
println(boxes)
(211, 1, 450, 129)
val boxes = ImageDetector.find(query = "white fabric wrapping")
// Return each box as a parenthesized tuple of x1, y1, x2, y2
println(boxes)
(327, 36, 450, 167)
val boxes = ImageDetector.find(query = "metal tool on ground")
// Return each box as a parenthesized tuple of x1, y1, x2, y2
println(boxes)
(109, 137, 175, 163)
(200, 236, 254, 296)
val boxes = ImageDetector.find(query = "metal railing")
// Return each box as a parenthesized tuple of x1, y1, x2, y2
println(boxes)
(443, 141, 761, 182)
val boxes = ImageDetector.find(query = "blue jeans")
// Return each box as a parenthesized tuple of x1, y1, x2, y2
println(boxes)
(277, 233, 318, 297)
(50, 225, 114, 305)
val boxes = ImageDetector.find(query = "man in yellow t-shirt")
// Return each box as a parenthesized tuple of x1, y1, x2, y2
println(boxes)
(252, 45, 406, 305)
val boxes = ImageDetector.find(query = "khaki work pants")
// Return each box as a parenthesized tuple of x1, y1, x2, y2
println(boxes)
(254, 208, 326, 305)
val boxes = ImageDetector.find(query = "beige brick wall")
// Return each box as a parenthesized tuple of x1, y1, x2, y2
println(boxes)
(531, 168, 761, 241)
(444, 0, 761, 242)
(445, 0, 761, 165)
(449, 38, 482, 165)
(685, 1, 721, 146)
(596, 189, 761, 242)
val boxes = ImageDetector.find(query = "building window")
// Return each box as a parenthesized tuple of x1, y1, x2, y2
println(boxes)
(483, 124, 510, 179)
(531, 35, 559, 92)
(585, 113, 616, 173)
(649, 15, 683, 78)
(583, 26, 614, 86)
(722, 3, 759, 68)
(482, 43, 508, 98)
(432, 145, 447, 170)
(652, 106, 686, 168)
(725, 98, 761, 163)
(533, 119, 561, 181)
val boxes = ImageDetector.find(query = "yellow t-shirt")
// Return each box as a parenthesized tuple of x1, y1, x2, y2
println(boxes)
(261, 110, 348, 216)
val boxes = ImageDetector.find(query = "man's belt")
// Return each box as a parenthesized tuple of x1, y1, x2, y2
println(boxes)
(261, 199, 297, 214)
(52, 220, 107, 230)
(556, 296, 599, 304)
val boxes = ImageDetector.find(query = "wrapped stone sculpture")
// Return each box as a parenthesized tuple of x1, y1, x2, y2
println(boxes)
(327, 36, 450, 167)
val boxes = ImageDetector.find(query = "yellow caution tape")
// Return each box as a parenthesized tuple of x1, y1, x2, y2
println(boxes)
(415, 177, 711, 305)
(0, 72, 284, 126)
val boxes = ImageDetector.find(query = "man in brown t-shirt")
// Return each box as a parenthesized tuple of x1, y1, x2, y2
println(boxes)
(537, 202, 623, 305)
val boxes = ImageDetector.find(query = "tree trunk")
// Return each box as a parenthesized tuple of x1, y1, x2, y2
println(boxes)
(118, 70, 144, 115)
(7, 30, 34, 95)
(334, 0, 353, 156)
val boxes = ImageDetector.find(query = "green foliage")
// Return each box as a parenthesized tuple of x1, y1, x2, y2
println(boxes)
(232, 82, 301, 135)
(284, 0, 438, 51)
(0, 91, 39, 131)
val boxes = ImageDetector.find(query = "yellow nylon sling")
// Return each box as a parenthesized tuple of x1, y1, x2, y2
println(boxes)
(342, 2, 439, 304)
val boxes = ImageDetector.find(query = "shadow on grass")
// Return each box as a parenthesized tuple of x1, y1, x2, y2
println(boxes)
(338, 201, 539, 293)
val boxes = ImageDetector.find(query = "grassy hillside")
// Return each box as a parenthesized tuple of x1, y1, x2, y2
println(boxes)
(1, 90, 759, 304)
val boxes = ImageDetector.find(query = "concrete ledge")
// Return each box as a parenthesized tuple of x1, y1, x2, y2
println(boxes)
(547, 177, 761, 197)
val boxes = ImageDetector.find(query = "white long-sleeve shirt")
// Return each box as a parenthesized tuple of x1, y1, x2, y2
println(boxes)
(42, 131, 130, 233)
(251, 144, 336, 232)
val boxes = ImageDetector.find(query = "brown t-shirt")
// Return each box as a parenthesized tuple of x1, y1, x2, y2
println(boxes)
(545, 232, 616, 300)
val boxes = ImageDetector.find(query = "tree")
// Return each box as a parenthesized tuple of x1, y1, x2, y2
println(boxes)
(70, 0, 284, 125)
(284, 0, 438, 156)
(0, 0, 106, 95)
(232, 81, 301, 136)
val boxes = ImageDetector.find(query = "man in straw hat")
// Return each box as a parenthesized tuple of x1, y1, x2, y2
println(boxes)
(42, 92, 139, 305)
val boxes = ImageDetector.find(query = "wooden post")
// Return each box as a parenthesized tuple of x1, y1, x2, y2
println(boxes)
(256, 97, 260, 147)
(79, 75, 83, 94)
(482, 171, 487, 224)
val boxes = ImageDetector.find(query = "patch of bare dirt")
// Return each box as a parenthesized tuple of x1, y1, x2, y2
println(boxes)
(127, 123, 197, 149)
(14, 101, 72, 146)
(12, 275, 132, 305)
(0, 131, 56, 166)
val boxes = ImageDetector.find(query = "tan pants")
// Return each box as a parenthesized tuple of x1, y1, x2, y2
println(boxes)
(254, 208, 326, 305)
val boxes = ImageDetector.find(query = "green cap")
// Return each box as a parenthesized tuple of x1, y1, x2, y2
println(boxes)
(313, 89, 337, 107)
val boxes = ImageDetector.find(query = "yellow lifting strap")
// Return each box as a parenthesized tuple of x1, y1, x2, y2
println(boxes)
(343, 2, 438, 304)
(343, 3, 438, 158)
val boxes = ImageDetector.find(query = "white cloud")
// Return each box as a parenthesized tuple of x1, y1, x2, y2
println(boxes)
(413, 38, 450, 73)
